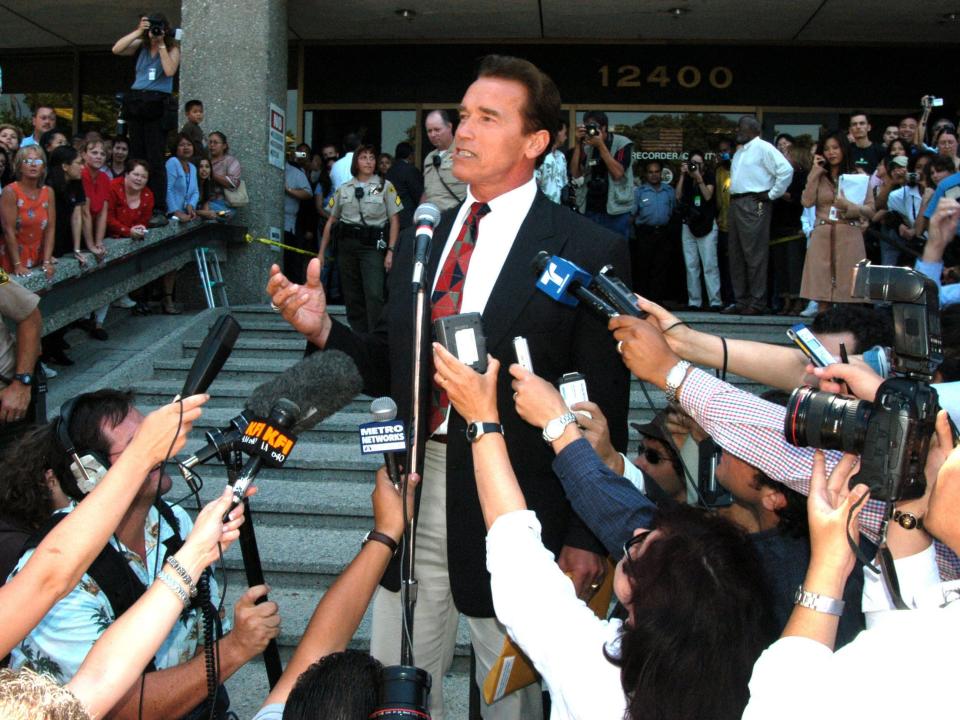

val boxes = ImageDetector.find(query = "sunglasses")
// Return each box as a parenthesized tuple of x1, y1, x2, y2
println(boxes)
(622, 530, 652, 561)
(637, 443, 662, 465)
(23, 158, 45, 167)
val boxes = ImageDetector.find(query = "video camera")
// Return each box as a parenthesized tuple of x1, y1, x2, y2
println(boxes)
(784, 261, 942, 501)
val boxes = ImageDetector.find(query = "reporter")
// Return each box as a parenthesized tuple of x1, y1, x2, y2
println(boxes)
(0, 395, 207, 658)
(609, 313, 960, 579)
(435, 344, 771, 720)
(744, 431, 959, 719)
(252, 468, 418, 720)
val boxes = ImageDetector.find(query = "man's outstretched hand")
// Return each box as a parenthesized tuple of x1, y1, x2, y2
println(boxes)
(266, 257, 332, 347)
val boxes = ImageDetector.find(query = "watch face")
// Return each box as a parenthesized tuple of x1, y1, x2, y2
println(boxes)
(466, 423, 478, 441)
(898, 512, 917, 529)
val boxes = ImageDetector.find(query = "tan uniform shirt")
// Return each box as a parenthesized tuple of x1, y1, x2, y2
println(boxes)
(0, 270, 40, 380)
(327, 176, 402, 227)
(423, 146, 467, 211)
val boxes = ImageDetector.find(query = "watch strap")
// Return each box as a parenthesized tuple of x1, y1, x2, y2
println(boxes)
(793, 585, 845, 616)
(664, 360, 691, 403)
(363, 530, 399, 555)
(467, 421, 503, 443)
(13, 373, 32, 386)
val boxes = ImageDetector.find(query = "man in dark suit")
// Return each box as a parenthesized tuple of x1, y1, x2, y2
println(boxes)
(267, 55, 629, 719)
(385, 141, 424, 231)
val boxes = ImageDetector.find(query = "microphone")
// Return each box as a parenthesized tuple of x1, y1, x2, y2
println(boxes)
(228, 398, 301, 511)
(412, 203, 441, 290)
(531, 251, 619, 319)
(370, 397, 404, 489)
(180, 314, 241, 397)
(179, 350, 364, 480)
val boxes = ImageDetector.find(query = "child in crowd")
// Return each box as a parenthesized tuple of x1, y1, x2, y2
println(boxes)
(179, 99, 206, 160)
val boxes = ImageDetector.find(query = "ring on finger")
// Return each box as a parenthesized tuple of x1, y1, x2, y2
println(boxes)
(270, 301, 281, 312)
(616, 340, 624, 355)
(512, 392, 518, 400)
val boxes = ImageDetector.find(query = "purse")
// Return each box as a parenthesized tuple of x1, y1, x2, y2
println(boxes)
(224, 179, 249, 208)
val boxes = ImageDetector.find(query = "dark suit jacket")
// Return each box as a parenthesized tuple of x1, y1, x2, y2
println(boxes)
(385, 161, 424, 230)
(318, 190, 631, 616)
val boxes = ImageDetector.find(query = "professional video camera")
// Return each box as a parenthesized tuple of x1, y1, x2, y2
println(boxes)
(784, 261, 942, 501)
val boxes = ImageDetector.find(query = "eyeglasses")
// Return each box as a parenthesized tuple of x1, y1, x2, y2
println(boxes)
(23, 158, 44, 167)
(622, 530, 652, 561)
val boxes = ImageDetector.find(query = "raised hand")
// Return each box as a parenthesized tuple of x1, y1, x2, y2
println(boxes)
(266, 258, 332, 347)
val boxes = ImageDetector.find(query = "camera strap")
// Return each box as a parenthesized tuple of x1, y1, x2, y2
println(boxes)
(844, 494, 910, 609)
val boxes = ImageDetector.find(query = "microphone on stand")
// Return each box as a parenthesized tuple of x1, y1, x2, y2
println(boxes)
(412, 203, 441, 291)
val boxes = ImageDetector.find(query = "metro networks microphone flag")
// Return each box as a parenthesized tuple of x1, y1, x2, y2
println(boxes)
(483, 559, 615, 703)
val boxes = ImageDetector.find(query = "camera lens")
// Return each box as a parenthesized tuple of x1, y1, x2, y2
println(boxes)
(784, 386, 872, 453)
(370, 665, 432, 719)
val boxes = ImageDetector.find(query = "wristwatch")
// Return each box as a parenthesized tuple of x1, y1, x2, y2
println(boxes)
(542, 412, 577, 443)
(893, 509, 924, 531)
(12, 373, 32, 386)
(466, 421, 503, 443)
(362, 530, 399, 555)
(664, 360, 692, 403)
(793, 585, 845, 616)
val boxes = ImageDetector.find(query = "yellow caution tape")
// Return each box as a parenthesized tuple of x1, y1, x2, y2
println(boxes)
(769, 233, 805, 247)
(243, 233, 317, 257)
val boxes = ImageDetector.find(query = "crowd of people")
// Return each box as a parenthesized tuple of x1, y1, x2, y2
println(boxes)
(0, 31, 959, 720)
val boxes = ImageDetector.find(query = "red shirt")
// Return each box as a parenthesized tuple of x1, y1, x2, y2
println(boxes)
(106, 177, 154, 237)
(81, 166, 111, 214)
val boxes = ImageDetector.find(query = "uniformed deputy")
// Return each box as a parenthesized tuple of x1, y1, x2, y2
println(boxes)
(319, 144, 402, 333)
(421, 109, 467, 211)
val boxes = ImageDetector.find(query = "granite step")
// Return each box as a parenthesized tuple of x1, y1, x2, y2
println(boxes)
(133, 379, 373, 412)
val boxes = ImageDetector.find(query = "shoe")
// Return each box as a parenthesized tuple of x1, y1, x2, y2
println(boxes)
(740, 306, 761, 316)
(162, 293, 182, 315)
(709, 305, 724, 312)
(43, 349, 74, 366)
(133, 301, 152, 316)
(684, 304, 704, 312)
(76, 317, 95, 332)
(799, 301, 819, 318)
(112, 294, 137, 309)
(40, 362, 57, 378)
(90, 326, 108, 341)
(721, 304, 743, 314)
(148, 212, 169, 228)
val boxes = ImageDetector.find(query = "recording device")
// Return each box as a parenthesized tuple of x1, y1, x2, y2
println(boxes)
(229, 399, 301, 510)
(924, 95, 945, 108)
(787, 324, 837, 368)
(689, 161, 701, 174)
(532, 251, 646, 321)
(906, 172, 919, 186)
(294, 150, 307, 160)
(585, 122, 601, 138)
(412, 202, 441, 290)
(433, 312, 488, 373)
(513, 336, 534, 372)
(354, 186, 365, 200)
(369, 397, 404, 489)
(783, 262, 942, 501)
(432, 153, 442, 169)
(147, 14, 183, 41)
(180, 314, 241, 397)
(369, 665, 432, 719)
(178, 350, 363, 481)
(558, 372, 591, 419)
(697, 437, 731, 507)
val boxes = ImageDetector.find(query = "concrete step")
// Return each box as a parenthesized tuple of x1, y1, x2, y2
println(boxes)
(153, 357, 311, 383)
(133, 379, 374, 412)
(182, 336, 312, 361)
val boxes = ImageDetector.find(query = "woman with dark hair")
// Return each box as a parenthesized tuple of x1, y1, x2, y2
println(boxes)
(112, 14, 181, 225)
(799, 132, 874, 308)
(433, 345, 772, 720)
(318, 143, 401, 333)
(195, 156, 218, 220)
(206, 131, 241, 217)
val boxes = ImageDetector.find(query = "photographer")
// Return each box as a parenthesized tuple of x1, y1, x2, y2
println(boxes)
(252, 468, 417, 720)
(875, 151, 933, 261)
(609, 310, 960, 579)
(112, 14, 181, 227)
(675, 151, 721, 310)
(571, 111, 635, 239)
(434, 343, 771, 720)
(743, 421, 959, 719)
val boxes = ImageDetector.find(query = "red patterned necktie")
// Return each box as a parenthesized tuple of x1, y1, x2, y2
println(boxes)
(428, 201, 491, 433)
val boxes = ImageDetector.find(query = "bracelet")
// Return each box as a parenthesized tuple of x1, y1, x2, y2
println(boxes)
(13, 261, 23, 266)
(157, 570, 190, 607)
(663, 320, 687, 335)
(165, 556, 198, 597)
(793, 585, 845, 616)
(387, 246, 396, 253)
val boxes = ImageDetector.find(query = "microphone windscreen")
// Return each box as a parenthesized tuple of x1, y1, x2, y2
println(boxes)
(245, 350, 363, 433)
(414, 203, 441, 227)
(181, 314, 241, 397)
(370, 396, 398, 422)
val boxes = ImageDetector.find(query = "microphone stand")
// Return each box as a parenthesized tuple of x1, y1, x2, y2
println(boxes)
(226, 448, 283, 688)
(402, 261, 430, 666)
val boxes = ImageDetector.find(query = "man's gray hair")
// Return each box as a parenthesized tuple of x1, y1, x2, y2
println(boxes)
(738, 116, 761, 133)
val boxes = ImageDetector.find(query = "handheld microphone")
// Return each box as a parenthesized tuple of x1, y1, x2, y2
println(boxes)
(412, 203, 441, 291)
(531, 251, 619, 319)
(370, 397, 404, 489)
(228, 398, 301, 513)
(179, 350, 364, 481)
(180, 314, 241, 397)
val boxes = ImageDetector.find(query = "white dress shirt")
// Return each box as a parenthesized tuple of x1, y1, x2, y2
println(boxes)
(486, 510, 627, 720)
(432, 178, 537, 435)
(729, 136, 794, 200)
(330, 152, 353, 191)
(887, 184, 923, 227)
(742, 545, 960, 720)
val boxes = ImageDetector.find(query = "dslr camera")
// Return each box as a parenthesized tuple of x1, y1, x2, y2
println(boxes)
(147, 14, 183, 41)
(784, 261, 942, 501)
(585, 122, 601, 138)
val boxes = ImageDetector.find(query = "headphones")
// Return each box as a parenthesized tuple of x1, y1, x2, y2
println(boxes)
(55, 396, 111, 496)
